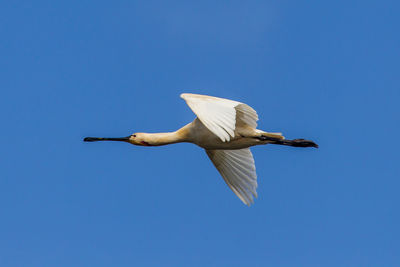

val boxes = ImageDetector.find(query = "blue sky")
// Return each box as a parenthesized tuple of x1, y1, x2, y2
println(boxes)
(1, 1, 399, 266)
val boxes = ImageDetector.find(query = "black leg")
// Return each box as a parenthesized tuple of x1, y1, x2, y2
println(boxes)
(257, 136, 318, 148)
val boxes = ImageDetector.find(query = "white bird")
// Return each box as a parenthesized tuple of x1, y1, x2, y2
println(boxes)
(84, 93, 318, 205)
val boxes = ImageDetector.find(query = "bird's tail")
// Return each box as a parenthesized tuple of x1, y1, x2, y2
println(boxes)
(256, 130, 285, 140)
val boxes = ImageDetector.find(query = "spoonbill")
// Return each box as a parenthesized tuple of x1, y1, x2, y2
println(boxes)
(84, 93, 318, 205)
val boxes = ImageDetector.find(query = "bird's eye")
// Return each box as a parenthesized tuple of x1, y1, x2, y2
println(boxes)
(132, 134, 136, 138)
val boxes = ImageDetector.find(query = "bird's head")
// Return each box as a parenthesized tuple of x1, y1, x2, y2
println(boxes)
(83, 133, 152, 146)
(127, 133, 152, 146)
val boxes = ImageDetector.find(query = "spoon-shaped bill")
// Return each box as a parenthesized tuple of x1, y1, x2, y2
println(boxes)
(83, 136, 130, 142)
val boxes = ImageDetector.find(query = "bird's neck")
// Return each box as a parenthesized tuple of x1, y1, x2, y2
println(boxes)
(142, 124, 191, 146)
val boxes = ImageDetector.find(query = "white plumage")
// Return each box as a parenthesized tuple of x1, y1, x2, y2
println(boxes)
(182, 93, 259, 205)
(181, 93, 258, 142)
(206, 149, 257, 205)
(84, 93, 318, 206)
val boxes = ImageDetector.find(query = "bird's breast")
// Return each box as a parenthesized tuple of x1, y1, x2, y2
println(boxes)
(188, 118, 260, 150)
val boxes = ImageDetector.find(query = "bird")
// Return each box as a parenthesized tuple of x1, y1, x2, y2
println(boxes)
(84, 93, 318, 206)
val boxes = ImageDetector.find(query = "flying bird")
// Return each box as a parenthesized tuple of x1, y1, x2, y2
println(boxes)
(84, 93, 318, 205)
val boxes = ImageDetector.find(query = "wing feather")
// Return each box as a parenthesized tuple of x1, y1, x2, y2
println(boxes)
(206, 148, 258, 206)
(181, 93, 258, 142)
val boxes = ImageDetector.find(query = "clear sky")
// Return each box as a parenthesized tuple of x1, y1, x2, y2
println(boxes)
(1, 1, 399, 266)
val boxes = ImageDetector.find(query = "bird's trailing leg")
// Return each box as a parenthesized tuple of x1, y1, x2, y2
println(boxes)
(257, 136, 318, 148)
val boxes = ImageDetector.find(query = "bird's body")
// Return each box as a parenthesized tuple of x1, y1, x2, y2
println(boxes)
(185, 118, 266, 150)
(84, 93, 317, 205)
(136, 119, 266, 150)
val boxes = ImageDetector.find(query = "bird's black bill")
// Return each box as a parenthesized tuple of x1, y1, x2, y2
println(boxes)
(83, 136, 130, 142)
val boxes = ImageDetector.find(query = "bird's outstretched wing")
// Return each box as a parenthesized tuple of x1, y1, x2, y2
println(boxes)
(181, 93, 258, 142)
(206, 148, 257, 206)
